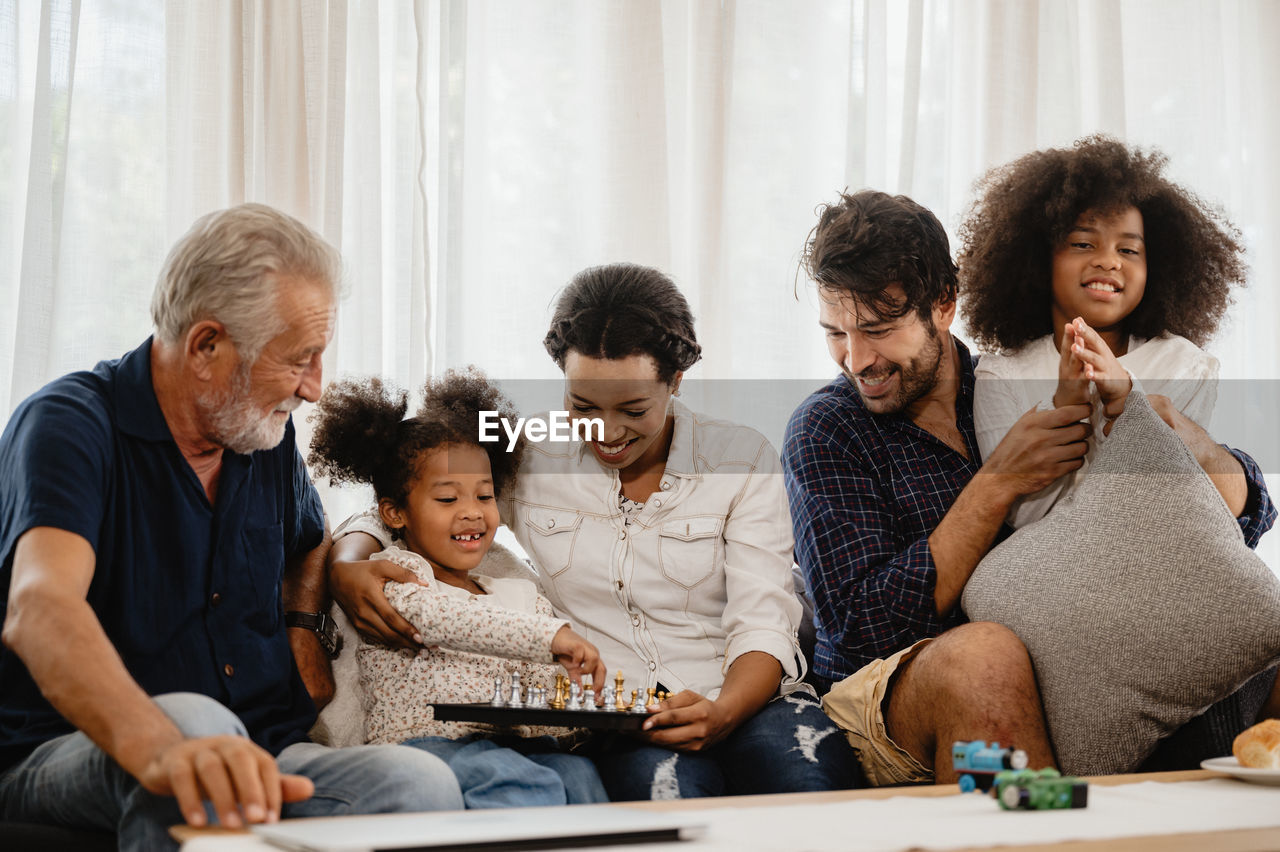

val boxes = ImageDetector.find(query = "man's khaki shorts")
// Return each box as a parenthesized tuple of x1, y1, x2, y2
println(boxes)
(821, 638, 934, 786)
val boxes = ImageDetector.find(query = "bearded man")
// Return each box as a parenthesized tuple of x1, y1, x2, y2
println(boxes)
(0, 204, 461, 851)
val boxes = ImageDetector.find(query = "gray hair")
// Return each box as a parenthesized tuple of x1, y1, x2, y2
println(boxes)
(151, 203, 341, 362)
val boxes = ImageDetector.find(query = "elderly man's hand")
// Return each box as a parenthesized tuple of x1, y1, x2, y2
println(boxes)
(138, 735, 313, 828)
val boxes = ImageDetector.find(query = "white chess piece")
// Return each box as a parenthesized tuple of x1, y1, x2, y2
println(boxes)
(507, 671, 524, 708)
(490, 675, 505, 706)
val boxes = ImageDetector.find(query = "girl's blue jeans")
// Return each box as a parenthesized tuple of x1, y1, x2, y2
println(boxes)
(402, 733, 608, 808)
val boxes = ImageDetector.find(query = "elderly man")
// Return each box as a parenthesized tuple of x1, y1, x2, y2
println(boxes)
(0, 205, 461, 850)
(782, 190, 1277, 786)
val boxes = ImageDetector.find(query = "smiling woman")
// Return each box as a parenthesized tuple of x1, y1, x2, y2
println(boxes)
(494, 263, 864, 799)
(329, 263, 865, 800)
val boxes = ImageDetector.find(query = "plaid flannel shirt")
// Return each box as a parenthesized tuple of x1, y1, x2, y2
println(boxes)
(783, 336, 1276, 682)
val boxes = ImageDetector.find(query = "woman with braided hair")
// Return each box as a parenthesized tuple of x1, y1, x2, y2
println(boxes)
(330, 263, 860, 800)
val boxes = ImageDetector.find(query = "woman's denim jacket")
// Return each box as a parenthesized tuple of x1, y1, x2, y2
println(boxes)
(502, 401, 806, 699)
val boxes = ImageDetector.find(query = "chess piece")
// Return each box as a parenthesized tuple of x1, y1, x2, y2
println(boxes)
(566, 681, 583, 710)
(490, 675, 505, 706)
(583, 686, 597, 711)
(507, 671, 524, 708)
(645, 687, 658, 710)
(615, 673, 629, 711)
(600, 684, 616, 711)
(629, 689, 646, 714)
(550, 675, 567, 710)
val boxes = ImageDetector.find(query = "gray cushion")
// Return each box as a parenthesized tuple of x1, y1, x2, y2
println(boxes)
(962, 391, 1280, 775)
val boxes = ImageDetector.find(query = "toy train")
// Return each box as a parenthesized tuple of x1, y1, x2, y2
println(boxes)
(993, 768, 1089, 810)
(952, 740, 1029, 793)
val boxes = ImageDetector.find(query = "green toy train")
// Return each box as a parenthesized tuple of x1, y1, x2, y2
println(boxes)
(992, 768, 1089, 810)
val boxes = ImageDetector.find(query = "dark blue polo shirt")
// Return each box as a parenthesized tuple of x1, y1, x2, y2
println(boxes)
(0, 338, 325, 771)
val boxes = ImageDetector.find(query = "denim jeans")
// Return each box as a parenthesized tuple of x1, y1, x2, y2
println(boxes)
(403, 734, 608, 808)
(0, 692, 464, 852)
(592, 692, 865, 800)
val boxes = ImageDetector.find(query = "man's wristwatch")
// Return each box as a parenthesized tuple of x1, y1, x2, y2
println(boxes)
(285, 610, 343, 659)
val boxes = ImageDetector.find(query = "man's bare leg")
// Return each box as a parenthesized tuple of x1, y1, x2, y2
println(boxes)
(884, 622, 1056, 783)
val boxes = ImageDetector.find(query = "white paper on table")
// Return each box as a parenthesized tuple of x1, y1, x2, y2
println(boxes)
(569, 779, 1280, 852)
(182, 779, 1280, 852)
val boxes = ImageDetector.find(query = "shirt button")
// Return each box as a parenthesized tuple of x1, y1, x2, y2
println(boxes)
(648, 662, 657, 671)
(618, 530, 626, 540)
(660, 480, 671, 491)
(652, 498, 662, 507)
(210, 592, 222, 607)
(632, 616, 640, 626)
(546, 518, 556, 529)
(223, 664, 234, 677)
(616, 580, 624, 590)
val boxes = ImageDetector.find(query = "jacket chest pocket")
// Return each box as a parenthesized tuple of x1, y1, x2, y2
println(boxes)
(657, 516, 722, 589)
(523, 508, 583, 578)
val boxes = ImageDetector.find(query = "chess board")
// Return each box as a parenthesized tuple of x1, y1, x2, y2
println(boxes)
(429, 702, 649, 730)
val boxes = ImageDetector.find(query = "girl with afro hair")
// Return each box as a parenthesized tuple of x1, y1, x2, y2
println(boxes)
(308, 368, 609, 808)
(958, 135, 1248, 528)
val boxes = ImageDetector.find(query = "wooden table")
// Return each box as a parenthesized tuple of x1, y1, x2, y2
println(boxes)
(175, 768, 1280, 851)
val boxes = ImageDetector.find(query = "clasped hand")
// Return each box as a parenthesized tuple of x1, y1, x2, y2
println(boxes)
(1054, 318, 1132, 429)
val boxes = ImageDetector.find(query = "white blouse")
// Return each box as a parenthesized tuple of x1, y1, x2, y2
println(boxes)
(973, 332, 1218, 528)
(500, 400, 806, 700)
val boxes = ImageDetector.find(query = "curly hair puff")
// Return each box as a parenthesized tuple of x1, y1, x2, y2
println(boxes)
(543, 263, 702, 385)
(958, 135, 1247, 351)
(308, 367, 524, 510)
(800, 190, 959, 323)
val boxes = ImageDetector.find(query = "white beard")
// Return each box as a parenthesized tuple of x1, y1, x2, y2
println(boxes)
(198, 364, 300, 454)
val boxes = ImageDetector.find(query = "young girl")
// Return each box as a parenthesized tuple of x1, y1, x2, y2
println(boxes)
(959, 135, 1249, 528)
(307, 369, 609, 808)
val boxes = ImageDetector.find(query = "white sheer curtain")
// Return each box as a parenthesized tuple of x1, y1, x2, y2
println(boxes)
(3, 0, 1280, 557)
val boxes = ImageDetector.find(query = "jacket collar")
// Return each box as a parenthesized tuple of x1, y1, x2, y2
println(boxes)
(114, 337, 176, 443)
(660, 399, 699, 479)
